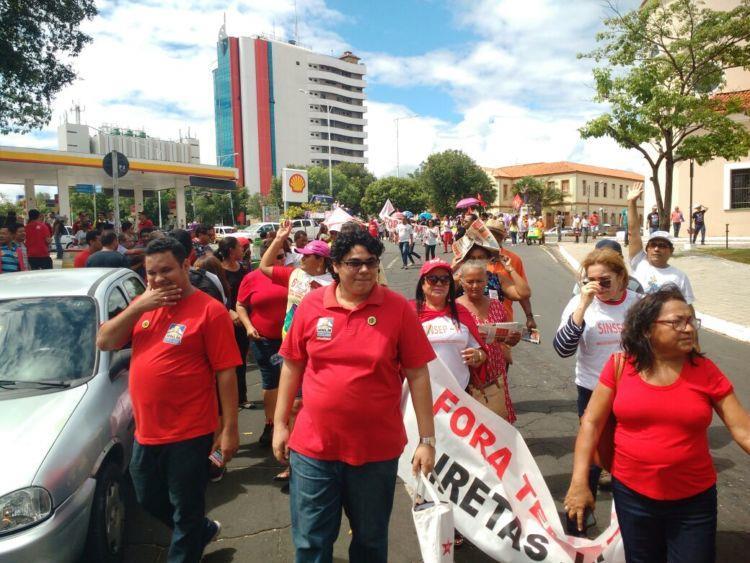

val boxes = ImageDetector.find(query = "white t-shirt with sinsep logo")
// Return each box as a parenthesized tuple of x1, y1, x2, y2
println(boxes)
(421, 315, 479, 390)
(631, 250, 695, 304)
(557, 290, 640, 390)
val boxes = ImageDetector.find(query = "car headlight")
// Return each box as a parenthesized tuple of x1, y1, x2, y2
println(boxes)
(0, 487, 52, 535)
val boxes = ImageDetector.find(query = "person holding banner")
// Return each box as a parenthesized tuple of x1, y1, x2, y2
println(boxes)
(273, 229, 436, 563)
(554, 248, 639, 534)
(565, 286, 750, 562)
(456, 260, 520, 423)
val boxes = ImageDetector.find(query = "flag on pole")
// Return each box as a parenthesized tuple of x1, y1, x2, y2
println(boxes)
(512, 194, 523, 210)
(476, 193, 487, 208)
(379, 198, 396, 219)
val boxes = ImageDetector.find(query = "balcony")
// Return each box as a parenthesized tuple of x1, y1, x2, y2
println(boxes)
(308, 69, 366, 89)
(309, 152, 368, 165)
(310, 139, 368, 152)
(310, 124, 367, 139)
(308, 109, 366, 125)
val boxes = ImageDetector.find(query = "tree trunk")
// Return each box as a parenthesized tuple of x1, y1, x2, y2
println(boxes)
(661, 157, 674, 231)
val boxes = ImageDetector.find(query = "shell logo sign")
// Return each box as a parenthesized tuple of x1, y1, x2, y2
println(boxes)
(282, 168, 308, 203)
(288, 173, 306, 193)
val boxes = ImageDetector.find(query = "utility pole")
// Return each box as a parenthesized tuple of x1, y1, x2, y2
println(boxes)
(687, 159, 694, 249)
(112, 149, 121, 233)
(326, 103, 333, 194)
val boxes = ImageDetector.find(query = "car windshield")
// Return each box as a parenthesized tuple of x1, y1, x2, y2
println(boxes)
(0, 297, 97, 383)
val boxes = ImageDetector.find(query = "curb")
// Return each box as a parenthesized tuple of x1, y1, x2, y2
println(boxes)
(555, 244, 750, 343)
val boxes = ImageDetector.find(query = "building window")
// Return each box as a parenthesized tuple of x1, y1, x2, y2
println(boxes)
(503, 184, 508, 199)
(561, 180, 570, 194)
(603, 182, 608, 197)
(619, 185, 623, 199)
(594, 182, 599, 197)
(582, 180, 587, 196)
(730, 168, 750, 209)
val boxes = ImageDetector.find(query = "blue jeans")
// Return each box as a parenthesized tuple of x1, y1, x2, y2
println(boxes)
(130, 433, 213, 563)
(398, 241, 410, 266)
(249, 338, 282, 390)
(54, 235, 63, 259)
(612, 477, 716, 563)
(289, 451, 398, 563)
(692, 223, 706, 244)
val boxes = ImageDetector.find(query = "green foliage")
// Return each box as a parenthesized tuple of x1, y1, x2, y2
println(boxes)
(361, 177, 427, 217)
(142, 189, 176, 227)
(416, 150, 496, 215)
(579, 0, 750, 228)
(512, 176, 567, 212)
(0, 1, 97, 134)
(0, 193, 23, 219)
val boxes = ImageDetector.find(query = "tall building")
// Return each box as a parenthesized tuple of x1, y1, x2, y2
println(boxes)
(213, 27, 368, 196)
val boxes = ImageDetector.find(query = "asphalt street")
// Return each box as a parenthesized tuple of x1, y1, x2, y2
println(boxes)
(122, 241, 750, 563)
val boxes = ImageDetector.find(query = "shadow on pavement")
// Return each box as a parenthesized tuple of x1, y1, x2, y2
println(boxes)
(514, 398, 578, 414)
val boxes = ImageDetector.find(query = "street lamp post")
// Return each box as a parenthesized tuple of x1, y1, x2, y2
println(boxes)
(298, 89, 333, 194)
(687, 159, 694, 249)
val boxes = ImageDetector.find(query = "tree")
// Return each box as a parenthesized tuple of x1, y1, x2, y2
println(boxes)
(417, 150, 496, 216)
(579, 0, 750, 229)
(361, 177, 428, 217)
(1, 1, 98, 134)
(511, 176, 567, 214)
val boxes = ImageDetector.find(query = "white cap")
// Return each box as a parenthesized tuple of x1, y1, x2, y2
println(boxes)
(648, 230, 672, 242)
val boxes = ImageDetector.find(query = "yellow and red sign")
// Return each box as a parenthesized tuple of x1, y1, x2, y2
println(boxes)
(288, 173, 306, 193)
(282, 168, 308, 203)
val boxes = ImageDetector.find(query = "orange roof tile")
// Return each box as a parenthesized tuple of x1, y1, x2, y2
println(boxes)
(711, 89, 750, 113)
(488, 161, 644, 182)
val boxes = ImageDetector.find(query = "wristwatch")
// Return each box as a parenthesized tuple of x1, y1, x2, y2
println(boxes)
(419, 436, 436, 448)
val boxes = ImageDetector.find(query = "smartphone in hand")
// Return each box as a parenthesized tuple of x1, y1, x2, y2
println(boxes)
(209, 448, 224, 467)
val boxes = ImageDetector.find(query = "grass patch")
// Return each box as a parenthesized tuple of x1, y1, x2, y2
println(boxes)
(694, 248, 750, 265)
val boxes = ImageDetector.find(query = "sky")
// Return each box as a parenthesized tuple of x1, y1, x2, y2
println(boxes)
(0, 0, 646, 197)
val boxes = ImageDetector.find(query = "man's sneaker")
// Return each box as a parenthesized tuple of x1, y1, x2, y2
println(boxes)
(202, 519, 221, 548)
(259, 423, 273, 447)
(208, 463, 226, 483)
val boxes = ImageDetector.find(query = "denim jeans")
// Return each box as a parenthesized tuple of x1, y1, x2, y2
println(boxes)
(54, 235, 63, 259)
(130, 433, 213, 563)
(398, 241, 410, 266)
(289, 450, 398, 563)
(692, 223, 706, 244)
(673, 222, 681, 238)
(249, 338, 282, 390)
(424, 243, 436, 261)
(612, 477, 717, 563)
(567, 385, 603, 536)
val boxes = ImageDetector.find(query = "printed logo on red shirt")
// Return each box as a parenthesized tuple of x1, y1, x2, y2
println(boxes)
(163, 323, 186, 345)
(316, 317, 333, 340)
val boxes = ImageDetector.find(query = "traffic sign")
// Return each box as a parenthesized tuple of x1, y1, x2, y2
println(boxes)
(103, 151, 129, 178)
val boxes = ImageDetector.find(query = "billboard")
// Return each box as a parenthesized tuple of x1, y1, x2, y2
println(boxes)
(282, 168, 308, 204)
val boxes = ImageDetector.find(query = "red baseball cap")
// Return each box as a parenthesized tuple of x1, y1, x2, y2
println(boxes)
(419, 259, 452, 277)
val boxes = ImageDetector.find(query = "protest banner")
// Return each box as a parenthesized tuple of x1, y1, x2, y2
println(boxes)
(398, 359, 625, 563)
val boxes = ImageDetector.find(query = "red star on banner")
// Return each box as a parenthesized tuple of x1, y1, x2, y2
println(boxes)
(442, 539, 453, 555)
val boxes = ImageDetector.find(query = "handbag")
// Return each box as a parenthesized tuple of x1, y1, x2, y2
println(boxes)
(593, 353, 625, 472)
(468, 379, 508, 421)
(412, 472, 455, 563)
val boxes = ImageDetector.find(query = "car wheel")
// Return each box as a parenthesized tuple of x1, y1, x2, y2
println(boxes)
(85, 462, 125, 563)
(66, 241, 75, 249)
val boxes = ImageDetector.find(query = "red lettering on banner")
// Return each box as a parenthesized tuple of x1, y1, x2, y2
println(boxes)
(515, 474, 537, 502)
(450, 407, 476, 437)
(469, 423, 496, 458)
(528, 500, 550, 529)
(434, 389, 459, 415)
(487, 447, 512, 479)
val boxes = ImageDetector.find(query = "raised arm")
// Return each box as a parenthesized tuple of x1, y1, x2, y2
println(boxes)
(259, 219, 292, 279)
(627, 183, 644, 260)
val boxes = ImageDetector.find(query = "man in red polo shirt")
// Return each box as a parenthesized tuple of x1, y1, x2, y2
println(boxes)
(137, 212, 154, 235)
(25, 209, 53, 269)
(73, 230, 103, 268)
(97, 237, 241, 561)
(273, 229, 436, 562)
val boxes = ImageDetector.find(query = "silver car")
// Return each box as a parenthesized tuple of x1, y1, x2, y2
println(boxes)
(0, 268, 145, 562)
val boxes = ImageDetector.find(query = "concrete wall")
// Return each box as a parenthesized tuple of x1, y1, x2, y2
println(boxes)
(238, 37, 260, 195)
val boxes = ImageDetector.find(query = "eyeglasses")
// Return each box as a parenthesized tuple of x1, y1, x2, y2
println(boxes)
(424, 274, 452, 286)
(654, 317, 701, 331)
(648, 242, 672, 250)
(583, 276, 612, 289)
(340, 258, 380, 270)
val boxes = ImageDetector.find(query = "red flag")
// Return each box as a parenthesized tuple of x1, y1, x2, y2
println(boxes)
(512, 194, 523, 210)
(476, 193, 487, 207)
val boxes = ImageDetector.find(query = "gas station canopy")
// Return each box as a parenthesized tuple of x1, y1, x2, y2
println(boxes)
(0, 146, 239, 226)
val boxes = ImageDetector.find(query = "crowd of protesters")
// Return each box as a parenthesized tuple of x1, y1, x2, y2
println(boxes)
(3, 185, 749, 563)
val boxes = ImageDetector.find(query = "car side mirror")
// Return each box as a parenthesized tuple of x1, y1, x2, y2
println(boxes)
(109, 349, 132, 381)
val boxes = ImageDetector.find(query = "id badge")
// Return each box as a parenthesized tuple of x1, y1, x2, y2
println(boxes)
(316, 317, 334, 340)
(488, 289, 499, 301)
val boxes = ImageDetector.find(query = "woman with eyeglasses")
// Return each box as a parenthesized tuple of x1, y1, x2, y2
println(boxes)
(456, 260, 520, 423)
(553, 248, 640, 534)
(236, 239, 289, 444)
(565, 286, 750, 562)
(273, 230, 436, 562)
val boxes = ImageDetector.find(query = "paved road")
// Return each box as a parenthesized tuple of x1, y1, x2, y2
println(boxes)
(123, 242, 750, 562)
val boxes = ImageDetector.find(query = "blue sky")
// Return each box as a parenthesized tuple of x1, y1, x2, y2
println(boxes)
(0, 0, 645, 197)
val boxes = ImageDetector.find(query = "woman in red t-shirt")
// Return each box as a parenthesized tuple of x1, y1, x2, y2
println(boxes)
(564, 286, 750, 562)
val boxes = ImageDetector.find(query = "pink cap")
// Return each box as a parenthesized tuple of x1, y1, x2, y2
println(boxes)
(419, 259, 452, 277)
(294, 239, 331, 257)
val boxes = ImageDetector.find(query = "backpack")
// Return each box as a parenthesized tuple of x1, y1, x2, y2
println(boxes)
(188, 268, 223, 303)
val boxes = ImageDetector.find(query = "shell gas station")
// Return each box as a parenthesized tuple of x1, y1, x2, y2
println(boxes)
(0, 146, 239, 226)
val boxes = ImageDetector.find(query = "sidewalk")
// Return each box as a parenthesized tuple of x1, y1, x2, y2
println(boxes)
(553, 240, 750, 342)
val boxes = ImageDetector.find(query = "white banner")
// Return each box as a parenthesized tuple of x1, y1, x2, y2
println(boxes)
(398, 359, 625, 563)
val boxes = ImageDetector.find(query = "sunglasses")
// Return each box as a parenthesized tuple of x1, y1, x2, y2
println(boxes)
(341, 258, 380, 270)
(424, 274, 452, 286)
(648, 241, 671, 250)
(583, 276, 612, 289)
